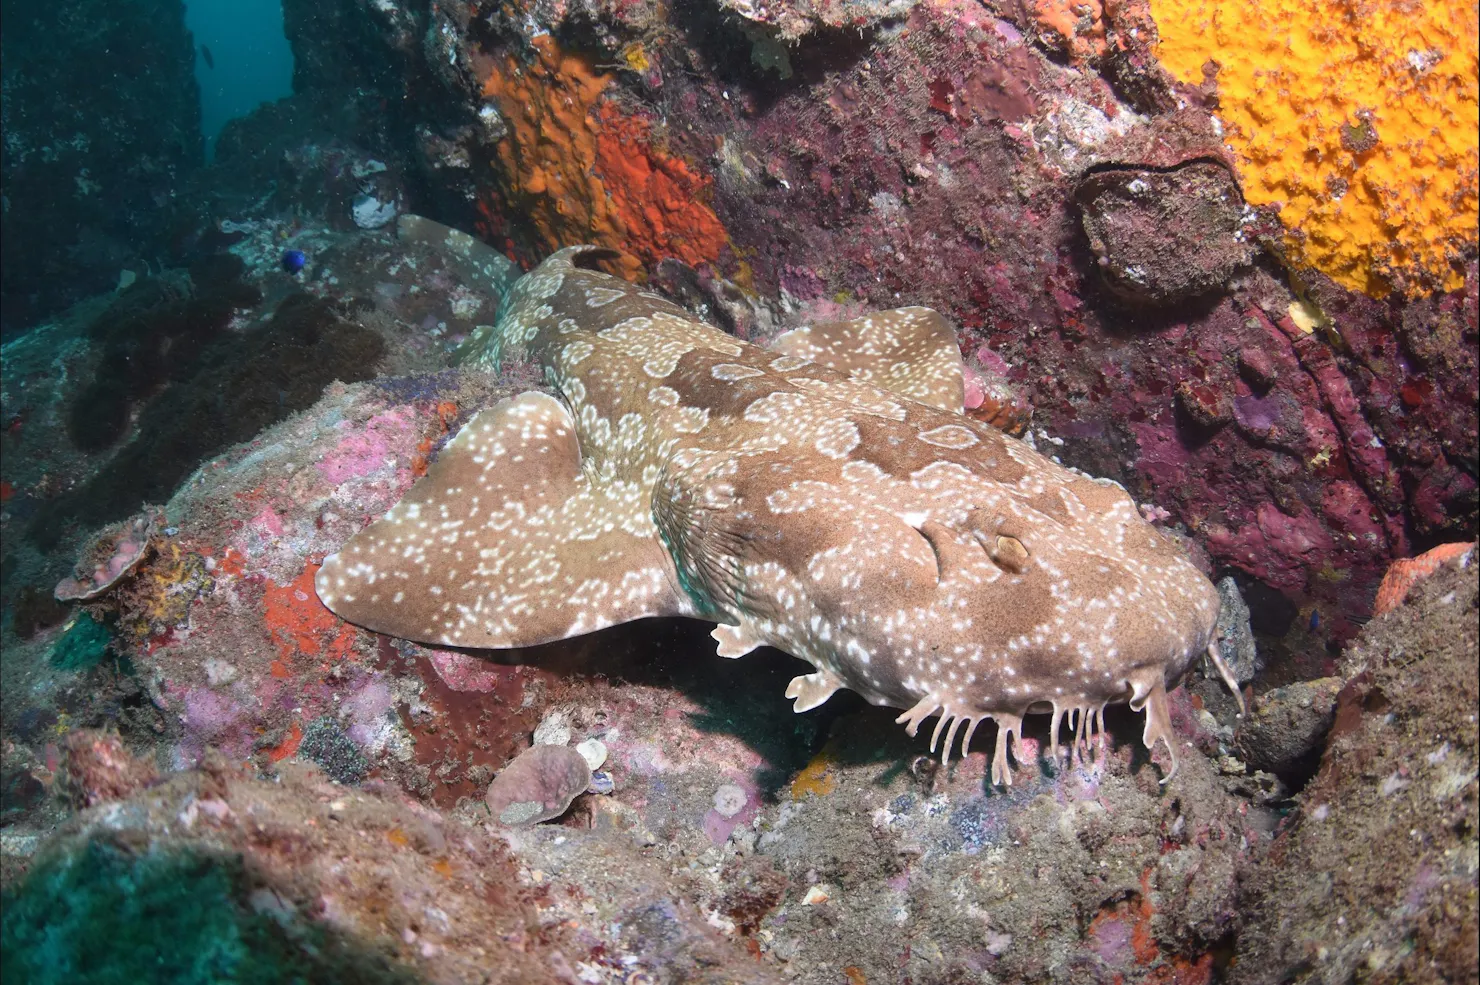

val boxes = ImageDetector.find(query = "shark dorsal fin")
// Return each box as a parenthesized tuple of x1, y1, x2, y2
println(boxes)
(770, 306, 966, 414)
(316, 391, 689, 648)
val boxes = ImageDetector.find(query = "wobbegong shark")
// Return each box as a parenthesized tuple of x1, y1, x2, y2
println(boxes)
(317, 216, 1241, 786)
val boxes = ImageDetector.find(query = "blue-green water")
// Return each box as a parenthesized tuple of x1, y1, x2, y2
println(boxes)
(184, 0, 294, 159)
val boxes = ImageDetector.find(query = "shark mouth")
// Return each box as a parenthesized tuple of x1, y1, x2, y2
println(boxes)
(896, 642, 1243, 787)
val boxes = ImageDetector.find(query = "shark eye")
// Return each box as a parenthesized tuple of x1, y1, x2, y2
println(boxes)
(990, 535, 1029, 573)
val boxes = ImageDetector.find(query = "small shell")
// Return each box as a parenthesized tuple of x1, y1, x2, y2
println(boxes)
(575, 738, 607, 771)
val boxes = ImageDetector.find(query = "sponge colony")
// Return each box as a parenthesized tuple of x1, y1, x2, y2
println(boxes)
(1151, 0, 1478, 297)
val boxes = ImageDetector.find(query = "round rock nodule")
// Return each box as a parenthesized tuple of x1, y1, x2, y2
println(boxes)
(485, 743, 593, 826)
(1076, 161, 1255, 306)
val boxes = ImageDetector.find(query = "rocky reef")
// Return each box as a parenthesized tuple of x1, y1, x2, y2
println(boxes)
(265, 0, 1479, 640)
(0, 0, 1475, 981)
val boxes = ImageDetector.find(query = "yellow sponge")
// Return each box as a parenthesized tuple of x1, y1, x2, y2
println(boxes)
(1151, 0, 1478, 296)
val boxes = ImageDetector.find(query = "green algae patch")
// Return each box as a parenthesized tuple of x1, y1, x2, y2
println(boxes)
(48, 614, 113, 671)
(0, 836, 421, 985)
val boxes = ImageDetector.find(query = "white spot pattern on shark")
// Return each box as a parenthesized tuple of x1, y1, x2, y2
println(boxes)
(318, 226, 1238, 787)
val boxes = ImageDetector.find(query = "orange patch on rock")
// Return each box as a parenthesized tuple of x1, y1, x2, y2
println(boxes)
(1373, 541, 1476, 616)
(263, 562, 358, 667)
(411, 401, 460, 478)
(210, 547, 247, 580)
(790, 742, 839, 800)
(479, 35, 726, 279)
(592, 103, 729, 270)
(1089, 869, 1216, 985)
(1033, 0, 1107, 63)
(266, 721, 303, 762)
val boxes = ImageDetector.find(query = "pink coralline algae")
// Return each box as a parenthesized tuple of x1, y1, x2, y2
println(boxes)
(315, 408, 420, 486)
(54, 512, 156, 601)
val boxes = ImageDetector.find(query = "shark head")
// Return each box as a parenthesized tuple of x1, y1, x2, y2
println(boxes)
(655, 398, 1221, 785)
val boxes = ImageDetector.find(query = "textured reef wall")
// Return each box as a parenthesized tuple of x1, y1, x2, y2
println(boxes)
(0, 0, 204, 338)
(275, 0, 1477, 644)
(0, 0, 1476, 981)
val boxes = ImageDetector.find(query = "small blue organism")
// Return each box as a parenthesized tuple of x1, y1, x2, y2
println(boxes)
(948, 797, 1002, 855)
(280, 249, 307, 275)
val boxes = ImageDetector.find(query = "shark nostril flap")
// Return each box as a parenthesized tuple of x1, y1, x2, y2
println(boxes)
(991, 535, 1030, 573)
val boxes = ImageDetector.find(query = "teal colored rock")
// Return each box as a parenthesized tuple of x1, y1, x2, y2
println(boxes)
(0, 836, 419, 984)
(48, 615, 113, 671)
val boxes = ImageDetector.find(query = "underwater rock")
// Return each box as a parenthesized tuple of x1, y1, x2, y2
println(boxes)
(1076, 161, 1255, 306)
(1, 755, 569, 985)
(485, 743, 593, 826)
(1234, 677, 1341, 784)
(8, 586, 67, 640)
(351, 192, 398, 229)
(1232, 557, 1480, 984)
(65, 258, 261, 453)
(28, 291, 386, 550)
(1373, 541, 1476, 617)
(0, 0, 201, 335)
(58, 729, 160, 810)
(531, 707, 573, 748)
(1213, 575, 1261, 685)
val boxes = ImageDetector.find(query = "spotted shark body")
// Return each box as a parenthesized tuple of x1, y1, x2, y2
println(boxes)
(318, 223, 1233, 785)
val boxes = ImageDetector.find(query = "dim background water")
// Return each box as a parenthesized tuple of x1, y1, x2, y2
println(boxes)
(183, 0, 294, 159)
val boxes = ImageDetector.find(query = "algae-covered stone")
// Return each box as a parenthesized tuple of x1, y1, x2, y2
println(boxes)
(485, 744, 592, 826)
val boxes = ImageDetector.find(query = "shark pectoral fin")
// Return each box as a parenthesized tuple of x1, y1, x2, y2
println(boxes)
(785, 670, 843, 712)
(712, 622, 765, 659)
(771, 307, 967, 414)
(316, 391, 689, 649)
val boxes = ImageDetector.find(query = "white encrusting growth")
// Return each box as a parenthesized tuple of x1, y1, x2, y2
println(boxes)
(318, 234, 1228, 787)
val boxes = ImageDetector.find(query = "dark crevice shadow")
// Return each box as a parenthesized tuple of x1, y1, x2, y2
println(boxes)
(667, 3, 878, 114)
(430, 620, 1181, 800)
(433, 617, 849, 800)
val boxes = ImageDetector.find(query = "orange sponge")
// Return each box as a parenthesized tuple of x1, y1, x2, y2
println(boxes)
(480, 36, 727, 279)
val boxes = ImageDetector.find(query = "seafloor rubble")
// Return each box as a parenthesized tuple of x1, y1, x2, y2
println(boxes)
(0, 0, 1476, 981)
